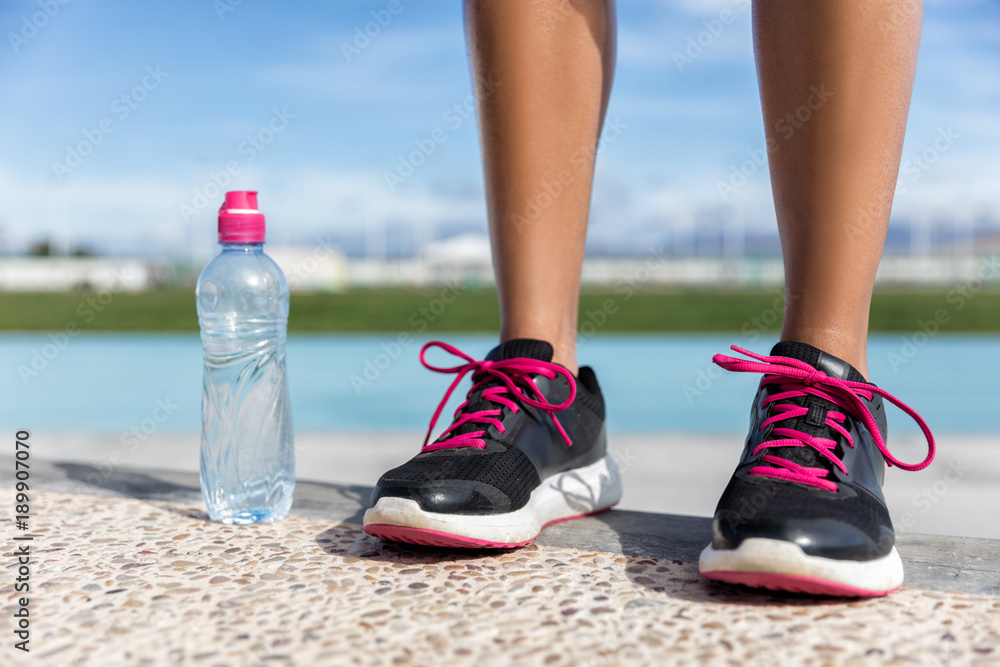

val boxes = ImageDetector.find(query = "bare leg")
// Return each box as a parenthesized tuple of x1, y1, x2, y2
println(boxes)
(465, 0, 616, 374)
(754, 0, 921, 378)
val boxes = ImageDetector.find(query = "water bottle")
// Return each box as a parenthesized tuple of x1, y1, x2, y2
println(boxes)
(196, 190, 294, 524)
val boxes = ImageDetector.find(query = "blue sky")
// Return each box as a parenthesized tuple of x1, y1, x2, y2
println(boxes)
(1, 0, 998, 259)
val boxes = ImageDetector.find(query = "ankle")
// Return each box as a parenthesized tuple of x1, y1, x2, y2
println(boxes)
(500, 331, 578, 375)
(778, 329, 869, 380)
(550, 345, 579, 377)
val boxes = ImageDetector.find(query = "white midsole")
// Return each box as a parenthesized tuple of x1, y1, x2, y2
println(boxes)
(699, 538, 904, 591)
(363, 454, 622, 544)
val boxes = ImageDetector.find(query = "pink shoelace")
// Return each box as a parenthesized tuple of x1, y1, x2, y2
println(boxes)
(713, 346, 936, 492)
(419, 341, 577, 453)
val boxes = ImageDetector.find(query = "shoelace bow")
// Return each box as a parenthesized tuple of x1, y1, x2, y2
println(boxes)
(419, 341, 577, 453)
(713, 345, 936, 492)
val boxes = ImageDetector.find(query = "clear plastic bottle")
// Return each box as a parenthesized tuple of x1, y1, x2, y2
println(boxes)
(196, 190, 294, 524)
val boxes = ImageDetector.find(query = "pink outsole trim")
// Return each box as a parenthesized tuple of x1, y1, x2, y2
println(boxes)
(364, 507, 613, 549)
(700, 570, 899, 598)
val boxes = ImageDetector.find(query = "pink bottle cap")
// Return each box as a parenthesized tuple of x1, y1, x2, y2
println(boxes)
(218, 190, 266, 244)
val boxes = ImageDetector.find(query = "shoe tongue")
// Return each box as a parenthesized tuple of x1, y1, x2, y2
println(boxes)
(770, 341, 868, 384)
(763, 341, 868, 471)
(486, 339, 554, 363)
(432, 339, 554, 447)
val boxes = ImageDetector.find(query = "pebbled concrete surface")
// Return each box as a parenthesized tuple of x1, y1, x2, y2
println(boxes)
(8, 459, 1000, 596)
(2, 487, 1000, 667)
(3, 458, 1000, 667)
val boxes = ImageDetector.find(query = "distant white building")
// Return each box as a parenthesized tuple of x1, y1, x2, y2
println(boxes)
(2, 245, 993, 292)
(422, 233, 492, 265)
(267, 245, 349, 292)
(421, 234, 494, 286)
(0, 258, 157, 291)
(340, 234, 495, 287)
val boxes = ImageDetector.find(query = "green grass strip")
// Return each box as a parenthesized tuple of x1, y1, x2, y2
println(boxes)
(0, 288, 998, 333)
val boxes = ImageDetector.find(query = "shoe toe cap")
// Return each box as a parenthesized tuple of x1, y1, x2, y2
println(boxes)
(712, 513, 894, 561)
(370, 479, 510, 515)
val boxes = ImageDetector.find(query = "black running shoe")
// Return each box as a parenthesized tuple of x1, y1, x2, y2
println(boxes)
(699, 342, 935, 597)
(363, 339, 621, 548)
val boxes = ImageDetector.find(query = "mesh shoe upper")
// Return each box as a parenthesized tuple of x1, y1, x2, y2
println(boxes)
(375, 440, 541, 515)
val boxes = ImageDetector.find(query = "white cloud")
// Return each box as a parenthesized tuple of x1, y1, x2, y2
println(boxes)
(3, 133, 996, 258)
(0, 163, 486, 256)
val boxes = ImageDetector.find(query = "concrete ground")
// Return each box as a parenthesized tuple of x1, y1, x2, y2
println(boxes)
(2, 458, 1000, 666)
(34, 430, 1000, 540)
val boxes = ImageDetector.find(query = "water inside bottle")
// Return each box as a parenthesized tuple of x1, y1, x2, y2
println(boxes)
(197, 242, 295, 525)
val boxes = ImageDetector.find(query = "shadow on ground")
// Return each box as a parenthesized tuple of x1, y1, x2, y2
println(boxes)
(8, 458, 998, 596)
(312, 522, 855, 607)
